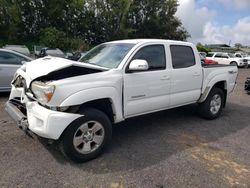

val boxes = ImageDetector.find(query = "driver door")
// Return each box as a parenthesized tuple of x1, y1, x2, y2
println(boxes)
(123, 44, 171, 118)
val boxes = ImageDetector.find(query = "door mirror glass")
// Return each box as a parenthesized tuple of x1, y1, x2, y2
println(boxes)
(129, 59, 149, 71)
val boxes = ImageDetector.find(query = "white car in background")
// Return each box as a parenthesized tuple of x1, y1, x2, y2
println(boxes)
(206, 52, 247, 67)
(234, 53, 250, 67)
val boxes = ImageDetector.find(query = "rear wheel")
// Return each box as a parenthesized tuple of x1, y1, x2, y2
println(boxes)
(198, 88, 225, 120)
(60, 108, 112, 162)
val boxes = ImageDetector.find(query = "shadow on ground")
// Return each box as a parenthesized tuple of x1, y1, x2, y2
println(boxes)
(40, 102, 250, 174)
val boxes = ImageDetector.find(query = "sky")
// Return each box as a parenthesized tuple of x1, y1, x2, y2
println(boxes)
(176, 0, 250, 46)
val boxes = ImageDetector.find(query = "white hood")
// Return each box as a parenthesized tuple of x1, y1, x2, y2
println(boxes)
(24, 56, 108, 80)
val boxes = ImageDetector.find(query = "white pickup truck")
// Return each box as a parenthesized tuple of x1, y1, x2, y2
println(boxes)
(5, 39, 238, 162)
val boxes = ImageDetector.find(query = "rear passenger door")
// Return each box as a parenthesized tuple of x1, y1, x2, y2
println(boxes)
(169, 45, 202, 107)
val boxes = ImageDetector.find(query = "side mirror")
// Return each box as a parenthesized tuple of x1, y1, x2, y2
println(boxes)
(21, 61, 27, 64)
(129, 59, 149, 72)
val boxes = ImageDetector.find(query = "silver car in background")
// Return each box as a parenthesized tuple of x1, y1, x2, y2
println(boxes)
(0, 49, 33, 92)
(3, 45, 31, 57)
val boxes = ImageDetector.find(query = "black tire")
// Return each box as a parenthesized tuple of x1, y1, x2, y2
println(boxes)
(230, 61, 238, 67)
(198, 88, 225, 120)
(60, 108, 112, 162)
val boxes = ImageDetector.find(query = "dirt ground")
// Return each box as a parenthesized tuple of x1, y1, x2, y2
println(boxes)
(0, 69, 250, 188)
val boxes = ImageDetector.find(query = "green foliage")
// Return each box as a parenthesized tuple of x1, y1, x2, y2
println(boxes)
(40, 27, 66, 49)
(0, 0, 189, 50)
(40, 27, 88, 51)
(126, 0, 189, 40)
(197, 43, 211, 53)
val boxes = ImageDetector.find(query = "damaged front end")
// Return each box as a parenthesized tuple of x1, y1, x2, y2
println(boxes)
(5, 57, 106, 139)
(5, 99, 32, 137)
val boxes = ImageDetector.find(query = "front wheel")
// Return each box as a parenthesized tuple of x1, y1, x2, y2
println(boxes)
(230, 61, 238, 67)
(60, 108, 112, 162)
(198, 88, 225, 120)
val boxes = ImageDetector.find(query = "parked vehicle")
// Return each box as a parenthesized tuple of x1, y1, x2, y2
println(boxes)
(234, 53, 250, 67)
(0, 49, 33, 92)
(206, 52, 247, 67)
(245, 76, 250, 94)
(34, 45, 46, 58)
(38, 48, 65, 58)
(204, 58, 218, 65)
(5, 39, 238, 162)
(3, 45, 31, 57)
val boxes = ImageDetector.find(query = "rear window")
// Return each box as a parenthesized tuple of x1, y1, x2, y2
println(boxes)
(4, 45, 30, 56)
(170, 45, 196, 69)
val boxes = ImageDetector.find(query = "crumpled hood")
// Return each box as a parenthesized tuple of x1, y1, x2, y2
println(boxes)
(24, 56, 108, 80)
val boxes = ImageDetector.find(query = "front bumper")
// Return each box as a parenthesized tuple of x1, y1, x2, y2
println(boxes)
(238, 62, 248, 67)
(5, 99, 82, 140)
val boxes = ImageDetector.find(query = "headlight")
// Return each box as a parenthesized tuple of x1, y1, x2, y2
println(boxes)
(31, 81, 55, 104)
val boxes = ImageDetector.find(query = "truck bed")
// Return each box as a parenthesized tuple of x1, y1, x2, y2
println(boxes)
(201, 64, 238, 95)
(202, 64, 236, 68)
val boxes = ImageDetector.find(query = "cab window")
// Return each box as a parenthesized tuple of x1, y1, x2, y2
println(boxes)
(170, 45, 196, 69)
(131, 45, 166, 70)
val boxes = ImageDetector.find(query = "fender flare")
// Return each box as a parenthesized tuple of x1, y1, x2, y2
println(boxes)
(60, 87, 123, 122)
(198, 76, 227, 103)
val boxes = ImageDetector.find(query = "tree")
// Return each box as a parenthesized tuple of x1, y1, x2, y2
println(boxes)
(126, 0, 189, 40)
(0, 0, 189, 48)
(197, 43, 211, 53)
(39, 27, 88, 51)
(0, 0, 22, 43)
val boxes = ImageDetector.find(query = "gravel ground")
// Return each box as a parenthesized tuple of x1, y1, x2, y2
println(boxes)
(0, 69, 250, 188)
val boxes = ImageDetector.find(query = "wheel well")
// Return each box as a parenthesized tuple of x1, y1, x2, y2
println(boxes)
(80, 98, 115, 122)
(230, 61, 237, 65)
(213, 81, 227, 107)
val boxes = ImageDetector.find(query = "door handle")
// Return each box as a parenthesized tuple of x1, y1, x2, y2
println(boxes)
(161, 76, 170, 81)
(228, 70, 237, 74)
(193, 72, 200, 76)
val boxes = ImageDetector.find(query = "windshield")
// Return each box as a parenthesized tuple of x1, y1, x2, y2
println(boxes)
(207, 53, 214, 57)
(79, 43, 135, 68)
